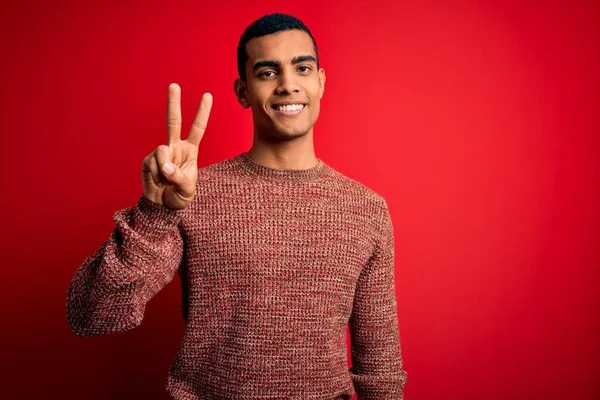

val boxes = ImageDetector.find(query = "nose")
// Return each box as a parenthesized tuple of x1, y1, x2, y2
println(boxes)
(275, 68, 300, 95)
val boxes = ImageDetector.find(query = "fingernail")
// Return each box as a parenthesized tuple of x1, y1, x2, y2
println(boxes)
(163, 162, 174, 175)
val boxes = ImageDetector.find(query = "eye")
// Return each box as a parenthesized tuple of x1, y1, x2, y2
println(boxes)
(259, 70, 277, 78)
(298, 65, 312, 74)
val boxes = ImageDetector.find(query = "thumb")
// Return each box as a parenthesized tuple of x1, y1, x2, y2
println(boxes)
(161, 161, 186, 187)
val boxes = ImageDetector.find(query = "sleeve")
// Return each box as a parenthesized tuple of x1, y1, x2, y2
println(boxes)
(348, 199, 408, 399)
(66, 195, 186, 337)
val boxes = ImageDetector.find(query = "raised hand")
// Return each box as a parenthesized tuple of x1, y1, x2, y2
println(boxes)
(141, 83, 213, 210)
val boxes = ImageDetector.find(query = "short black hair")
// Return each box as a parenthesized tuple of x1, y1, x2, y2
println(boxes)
(236, 13, 319, 82)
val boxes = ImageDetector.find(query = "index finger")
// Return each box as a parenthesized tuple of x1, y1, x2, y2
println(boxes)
(167, 83, 182, 144)
(187, 92, 213, 146)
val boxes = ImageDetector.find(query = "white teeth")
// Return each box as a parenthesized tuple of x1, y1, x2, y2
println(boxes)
(276, 104, 304, 112)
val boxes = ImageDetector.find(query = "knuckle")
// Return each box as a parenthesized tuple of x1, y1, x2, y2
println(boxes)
(192, 121, 206, 130)
(143, 153, 154, 165)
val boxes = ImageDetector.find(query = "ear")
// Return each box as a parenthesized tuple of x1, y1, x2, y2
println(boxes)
(318, 68, 326, 99)
(233, 78, 251, 108)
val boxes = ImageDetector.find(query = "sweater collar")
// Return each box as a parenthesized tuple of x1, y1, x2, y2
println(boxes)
(236, 151, 327, 183)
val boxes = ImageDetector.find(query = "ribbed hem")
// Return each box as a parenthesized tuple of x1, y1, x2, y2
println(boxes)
(235, 151, 327, 183)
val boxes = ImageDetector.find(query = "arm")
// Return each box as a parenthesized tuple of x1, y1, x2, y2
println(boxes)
(349, 199, 408, 399)
(66, 195, 186, 337)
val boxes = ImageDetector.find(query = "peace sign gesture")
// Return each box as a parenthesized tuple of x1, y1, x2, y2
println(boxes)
(142, 83, 213, 210)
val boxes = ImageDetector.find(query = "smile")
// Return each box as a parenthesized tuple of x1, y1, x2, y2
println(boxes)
(272, 104, 306, 115)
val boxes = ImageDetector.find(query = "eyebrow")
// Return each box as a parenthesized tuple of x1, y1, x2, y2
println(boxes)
(252, 55, 317, 71)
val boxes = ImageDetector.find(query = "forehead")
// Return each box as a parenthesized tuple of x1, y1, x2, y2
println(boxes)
(245, 29, 315, 63)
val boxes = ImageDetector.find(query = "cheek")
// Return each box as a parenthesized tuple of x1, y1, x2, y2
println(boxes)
(248, 91, 269, 115)
(310, 102, 320, 118)
(309, 80, 323, 102)
(246, 83, 264, 103)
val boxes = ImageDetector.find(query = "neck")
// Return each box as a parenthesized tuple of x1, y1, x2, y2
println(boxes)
(247, 128, 318, 170)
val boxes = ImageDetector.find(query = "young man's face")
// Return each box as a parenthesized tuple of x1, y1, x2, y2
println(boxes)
(235, 29, 326, 141)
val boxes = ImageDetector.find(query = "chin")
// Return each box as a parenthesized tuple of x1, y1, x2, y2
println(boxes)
(274, 119, 314, 136)
(274, 126, 310, 139)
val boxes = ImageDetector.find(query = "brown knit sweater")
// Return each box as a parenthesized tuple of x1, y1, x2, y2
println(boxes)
(66, 152, 408, 399)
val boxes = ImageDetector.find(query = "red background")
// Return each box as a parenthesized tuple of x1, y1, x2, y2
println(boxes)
(1, 0, 599, 399)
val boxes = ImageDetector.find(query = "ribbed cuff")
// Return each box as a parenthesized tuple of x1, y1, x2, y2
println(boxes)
(130, 195, 185, 242)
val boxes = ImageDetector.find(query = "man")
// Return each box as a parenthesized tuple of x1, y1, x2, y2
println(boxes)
(66, 13, 408, 400)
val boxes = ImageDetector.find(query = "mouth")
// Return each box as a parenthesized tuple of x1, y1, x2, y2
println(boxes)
(271, 103, 306, 116)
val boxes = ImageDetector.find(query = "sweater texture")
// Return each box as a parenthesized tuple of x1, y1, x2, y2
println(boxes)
(66, 151, 408, 399)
